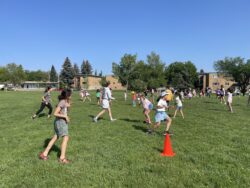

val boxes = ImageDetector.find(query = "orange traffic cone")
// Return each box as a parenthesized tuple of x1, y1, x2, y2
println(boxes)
(161, 134, 175, 157)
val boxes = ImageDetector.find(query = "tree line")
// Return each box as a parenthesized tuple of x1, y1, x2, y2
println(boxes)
(1, 54, 249, 92)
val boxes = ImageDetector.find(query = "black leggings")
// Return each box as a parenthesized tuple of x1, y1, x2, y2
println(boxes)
(36, 102, 53, 115)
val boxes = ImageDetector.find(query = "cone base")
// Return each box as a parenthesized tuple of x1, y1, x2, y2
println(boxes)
(161, 152, 175, 157)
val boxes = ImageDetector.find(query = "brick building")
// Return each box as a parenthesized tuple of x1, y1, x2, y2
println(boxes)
(73, 75, 125, 90)
(200, 72, 236, 92)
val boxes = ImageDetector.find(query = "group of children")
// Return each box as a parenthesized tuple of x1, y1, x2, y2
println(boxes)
(32, 82, 248, 164)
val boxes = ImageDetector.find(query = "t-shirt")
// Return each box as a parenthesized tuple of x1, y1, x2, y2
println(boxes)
(142, 98, 152, 109)
(56, 100, 68, 121)
(43, 92, 51, 103)
(96, 92, 100, 98)
(102, 87, 113, 100)
(227, 92, 233, 103)
(165, 89, 173, 101)
(176, 96, 182, 107)
(157, 99, 168, 112)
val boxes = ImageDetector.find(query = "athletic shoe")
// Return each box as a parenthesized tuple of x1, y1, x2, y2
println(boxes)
(111, 118, 117, 122)
(93, 117, 98, 122)
(163, 131, 174, 136)
(32, 115, 36, 120)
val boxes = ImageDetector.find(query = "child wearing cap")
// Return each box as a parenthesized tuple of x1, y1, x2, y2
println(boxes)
(148, 91, 173, 136)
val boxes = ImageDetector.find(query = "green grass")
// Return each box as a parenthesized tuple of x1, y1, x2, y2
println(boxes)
(0, 91, 249, 187)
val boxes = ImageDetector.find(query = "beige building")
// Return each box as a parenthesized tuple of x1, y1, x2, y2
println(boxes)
(73, 75, 125, 90)
(201, 72, 236, 92)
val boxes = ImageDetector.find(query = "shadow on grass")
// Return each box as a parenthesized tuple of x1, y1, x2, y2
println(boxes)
(88, 115, 104, 120)
(207, 108, 224, 111)
(153, 147, 163, 153)
(120, 118, 141, 123)
(204, 101, 217, 104)
(43, 138, 61, 158)
(38, 113, 46, 118)
(132, 124, 148, 133)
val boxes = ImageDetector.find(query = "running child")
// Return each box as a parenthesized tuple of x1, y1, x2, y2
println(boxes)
(93, 81, 116, 122)
(32, 86, 53, 119)
(39, 89, 72, 164)
(140, 94, 153, 125)
(148, 92, 173, 136)
(173, 92, 184, 119)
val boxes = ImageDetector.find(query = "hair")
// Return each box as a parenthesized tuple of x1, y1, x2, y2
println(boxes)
(105, 81, 111, 87)
(45, 86, 51, 93)
(58, 89, 72, 101)
(96, 89, 100, 92)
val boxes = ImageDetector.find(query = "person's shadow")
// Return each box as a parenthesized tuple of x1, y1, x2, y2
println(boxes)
(120, 118, 141, 123)
(43, 138, 61, 158)
(132, 124, 149, 133)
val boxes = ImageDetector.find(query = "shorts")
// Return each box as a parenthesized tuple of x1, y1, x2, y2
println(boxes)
(155, 111, 170, 123)
(148, 103, 153, 110)
(102, 99, 110, 109)
(177, 106, 182, 110)
(54, 119, 68, 137)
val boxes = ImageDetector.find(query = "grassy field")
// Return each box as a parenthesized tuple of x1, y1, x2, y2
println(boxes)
(0, 91, 249, 187)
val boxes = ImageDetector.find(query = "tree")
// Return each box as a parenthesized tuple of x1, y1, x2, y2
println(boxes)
(73, 63, 80, 76)
(60, 57, 74, 88)
(146, 52, 166, 89)
(99, 71, 103, 77)
(112, 54, 137, 91)
(214, 57, 250, 95)
(94, 69, 97, 76)
(5, 63, 26, 86)
(25, 70, 49, 81)
(50, 65, 58, 82)
(165, 61, 198, 89)
(81, 60, 93, 75)
(0, 67, 8, 82)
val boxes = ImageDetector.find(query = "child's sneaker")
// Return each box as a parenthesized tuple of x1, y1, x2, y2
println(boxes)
(111, 118, 117, 122)
(93, 117, 98, 122)
(163, 131, 174, 136)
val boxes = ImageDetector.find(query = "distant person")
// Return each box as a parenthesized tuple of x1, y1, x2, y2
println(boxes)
(220, 85, 226, 104)
(39, 89, 72, 164)
(82, 90, 91, 102)
(124, 90, 127, 101)
(32, 86, 53, 119)
(96, 89, 101, 105)
(227, 88, 233, 113)
(93, 81, 116, 122)
(148, 92, 173, 136)
(173, 92, 184, 119)
(131, 91, 137, 107)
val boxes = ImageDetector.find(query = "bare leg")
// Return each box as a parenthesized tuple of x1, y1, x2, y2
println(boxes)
(173, 109, 177, 118)
(60, 136, 69, 160)
(107, 107, 115, 120)
(95, 109, 106, 119)
(164, 117, 172, 132)
(180, 110, 184, 119)
(43, 135, 58, 156)
(228, 103, 233, 113)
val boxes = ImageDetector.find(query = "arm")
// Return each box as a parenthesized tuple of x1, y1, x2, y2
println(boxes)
(54, 106, 70, 123)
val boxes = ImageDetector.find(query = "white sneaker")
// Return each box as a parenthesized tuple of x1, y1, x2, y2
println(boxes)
(111, 118, 117, 122)
(93, 117, 98, 122)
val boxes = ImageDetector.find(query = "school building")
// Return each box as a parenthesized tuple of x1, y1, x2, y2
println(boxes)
(73, 74, 125, 90)
(200, 72, 236, 92)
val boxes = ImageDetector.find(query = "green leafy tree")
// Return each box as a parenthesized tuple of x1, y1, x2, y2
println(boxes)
(214, 57, 250, 95)
(112, 54, 137, 91)
(81, 60, 93, 75)
(25, 70, 49, 81)
(165, 61, 198, 89)
(60, 57, 74, 88)
(50, 65, 58, 82)
(0, 67, 8, 82)
(146, 52, 166, 89)
(5, 63, 27, 86)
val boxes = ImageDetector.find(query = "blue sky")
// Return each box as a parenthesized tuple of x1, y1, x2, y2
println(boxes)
(1, 0, 250, 74)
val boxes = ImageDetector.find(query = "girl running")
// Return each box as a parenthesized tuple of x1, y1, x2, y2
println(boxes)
(140, 94, 153, 125)
(32, 86, 53, 119)
(148, 92, 173, 136)
(93, 81, 116, 122)
(173, 92, 184, 119)
(39, 89, 72, 164)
